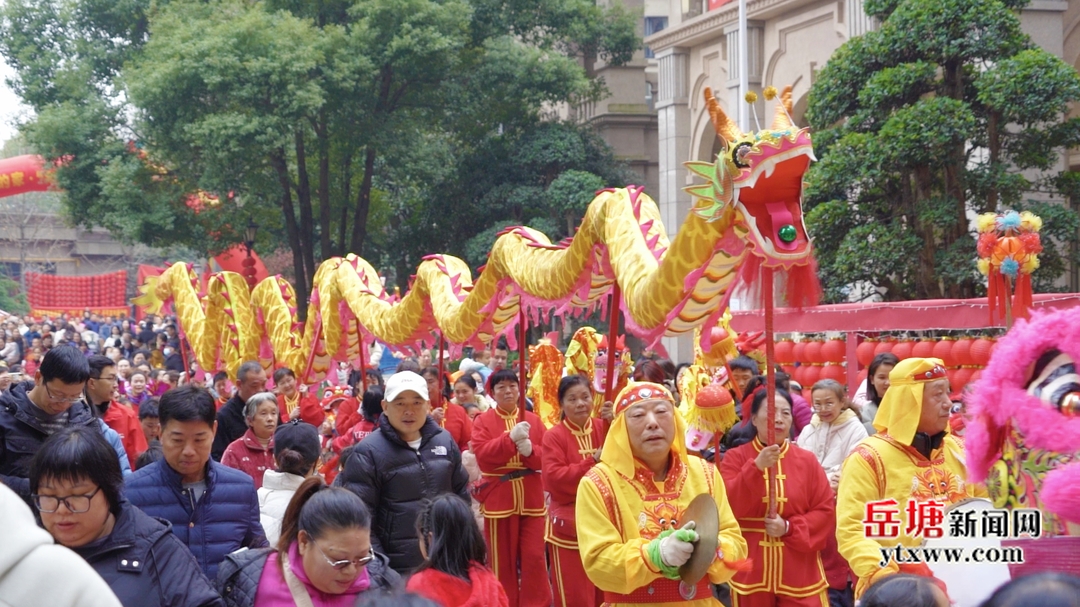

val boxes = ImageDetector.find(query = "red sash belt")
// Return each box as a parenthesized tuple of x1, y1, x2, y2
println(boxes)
(603, 577, 712, 603)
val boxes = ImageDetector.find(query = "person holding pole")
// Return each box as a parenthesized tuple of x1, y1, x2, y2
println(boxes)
(721, 387, 834, 606)
(470, 368, 550, 607)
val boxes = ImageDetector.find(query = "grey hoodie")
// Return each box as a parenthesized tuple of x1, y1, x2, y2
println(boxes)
(0, 483, 122, 607)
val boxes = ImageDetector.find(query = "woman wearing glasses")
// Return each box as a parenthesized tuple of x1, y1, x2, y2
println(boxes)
(217, 477, 400, 606)
(29, 425, 223, 607)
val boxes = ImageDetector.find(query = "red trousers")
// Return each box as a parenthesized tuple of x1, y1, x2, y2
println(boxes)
(484, 515, 551, 607)
(547, 543, 602, 607)
(732, 591, 830, 607)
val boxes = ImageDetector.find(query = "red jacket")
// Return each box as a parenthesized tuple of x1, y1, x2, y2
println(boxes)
(331, 418, 377, 453)
(276, 392, 324, 426)
(540, 417, 607, 547)
(220, 428, 275, 489)
(100, 400, 148, 468)
(471, 407, 546, 518)
(406, 563, 509, 607)
(440, 402, 473, 453)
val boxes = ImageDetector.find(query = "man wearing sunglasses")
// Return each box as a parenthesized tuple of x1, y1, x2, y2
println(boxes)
(0, 344, 133, 504)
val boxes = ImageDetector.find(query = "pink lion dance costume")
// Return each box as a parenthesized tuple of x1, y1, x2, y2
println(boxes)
(966, 307, 1080, 537)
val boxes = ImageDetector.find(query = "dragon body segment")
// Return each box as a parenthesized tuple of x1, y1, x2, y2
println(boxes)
(147, 86, 818, 381)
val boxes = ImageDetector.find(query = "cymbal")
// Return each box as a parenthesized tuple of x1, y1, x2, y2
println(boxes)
(679, 493, 720, 584)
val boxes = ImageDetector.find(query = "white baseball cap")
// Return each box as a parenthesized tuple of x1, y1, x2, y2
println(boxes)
(384, 371, 430, 402)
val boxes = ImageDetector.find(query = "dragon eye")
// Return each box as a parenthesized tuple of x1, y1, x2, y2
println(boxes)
(732, 143, 753, 168)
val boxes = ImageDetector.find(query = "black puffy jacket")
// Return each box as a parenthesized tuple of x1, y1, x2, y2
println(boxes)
(215, 547, 401, 607)
(74, 500, 224, 607)
(335, 415, 470, 574)
(0, 381, 99, 499)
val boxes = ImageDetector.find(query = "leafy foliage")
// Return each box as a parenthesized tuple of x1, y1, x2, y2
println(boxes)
(805, 0, 1080, 301)
(0, 0, 640, 317)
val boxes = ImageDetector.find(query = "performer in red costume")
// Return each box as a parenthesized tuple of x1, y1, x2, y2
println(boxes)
(721, 387, 834, 607)
(471, 368, 551, 607)
(423, 366, 472, 452)
(542, 375, 612, 607)
(272, 367, 323, 426)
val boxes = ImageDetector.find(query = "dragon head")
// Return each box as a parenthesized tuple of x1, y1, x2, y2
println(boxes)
(595, 334, 630, 393)
(685, 85, 816, 271)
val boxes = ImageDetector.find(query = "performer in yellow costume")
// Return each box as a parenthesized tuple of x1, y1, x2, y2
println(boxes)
(836, 358, 987, 598)
(576, 382, 748, 606)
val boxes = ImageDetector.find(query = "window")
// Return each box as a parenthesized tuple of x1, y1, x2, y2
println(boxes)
(644, 17, 668, 59)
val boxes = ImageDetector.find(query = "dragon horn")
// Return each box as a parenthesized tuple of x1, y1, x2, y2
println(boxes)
(771, 85, 795, 130)
(704, 87, 742, 142)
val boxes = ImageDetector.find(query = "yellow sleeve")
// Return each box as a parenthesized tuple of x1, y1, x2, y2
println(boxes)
(835, 453, 898, 583)
(575, 476, 661, 593)
(709, 466, 749, 584)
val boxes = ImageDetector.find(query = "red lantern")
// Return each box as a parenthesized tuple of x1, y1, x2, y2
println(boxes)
(793, 341, 807, 364)
(775, 340, 795, 364)
(970, 369, 982, 385)
(874, 340, 894, 357)
(912, 340, 935, 359)
(947, 368, 959, 389)
(932, 339, 955, 367)
(805, 340, 824, 365)
(781, 365, 797, 378)
(821, 364, 845, 382)
(971, 338, 995, 367)
(793, 365, 807, 387)
(856, 340, 876, 367)
(891, 341, 914, 361)
(803, 388, 814, 402)
(801, 365, 821, 387)
(953, 338, 974, 367)
(952, 367, 975, 392)
(822, 338, 846, 364)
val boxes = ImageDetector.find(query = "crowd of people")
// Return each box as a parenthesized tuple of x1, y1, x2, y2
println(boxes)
(0, 309, 1077, 607)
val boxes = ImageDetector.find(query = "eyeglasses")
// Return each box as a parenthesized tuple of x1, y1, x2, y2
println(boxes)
(43, 383, 84, 404)
(315, 542, 375, 571)
(33, 486, 101, 513)
(812, 401, 839, 411)
(93, 375, 118, 383)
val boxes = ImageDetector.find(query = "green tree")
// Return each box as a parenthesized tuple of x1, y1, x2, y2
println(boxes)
(0, 0, 639, 317)
(805, 0, 1080, 301)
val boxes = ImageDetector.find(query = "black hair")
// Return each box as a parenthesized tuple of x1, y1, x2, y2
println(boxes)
(272, 367, 296, 384)
(557, 374, 592, 404)
(360, 387, 385, 424)
(655, 358, 676, 380)
(396, 359, 421, 374)
(729, 356, 759, 373)
(420, 366, 452, 400)
(487, 368, 519, 393)
(355, 594, 441, 607)
(454, 374, 478, 391)
(867, 353, 901, 405)
(86, 355, 115, 379)
(414, 494, 487, 581)
(750, 386, 794, 418)
(38, 344, 90, 385)
(860, 573, 943, 607)
(138, 398, 160, 420)
(278, 477, 371, 554)
(135, 441, 163, 470)
(980, 573, 1080, 607)
(29, 426, 123, 516)
(158, 385, 216, 428)
(212, 371, 228, 384)
(365, 368, 383, 388)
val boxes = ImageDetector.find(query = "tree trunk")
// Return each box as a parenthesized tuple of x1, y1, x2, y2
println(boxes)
(271, 147, 309, 319)
(987, 111, 1000, 213)
(912, 166, 942, 299)
(339, 150, 352, 257)
(316, 113, 332, 260)
(294, 131, 317, 284)
(350, 145, 377, 254)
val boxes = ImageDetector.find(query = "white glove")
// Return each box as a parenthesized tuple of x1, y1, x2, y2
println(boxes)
(659, 521, 698, 568)
(516, 439, 533, 457)
(509, 421, 530, 442)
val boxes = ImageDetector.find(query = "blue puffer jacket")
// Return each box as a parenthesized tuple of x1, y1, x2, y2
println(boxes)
(125, 459, 268, 581)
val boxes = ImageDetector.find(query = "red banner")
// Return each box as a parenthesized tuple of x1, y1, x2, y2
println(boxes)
(0, 155, 51, 198)
(26, 271, 128, 310)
